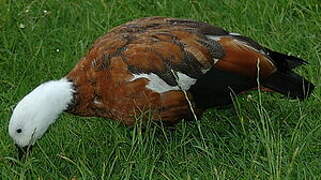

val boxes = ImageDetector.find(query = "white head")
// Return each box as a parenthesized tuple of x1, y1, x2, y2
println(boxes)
(9, 78, 74, 148)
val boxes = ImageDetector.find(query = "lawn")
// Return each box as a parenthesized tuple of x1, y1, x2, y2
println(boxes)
(1, 0, 321, 179)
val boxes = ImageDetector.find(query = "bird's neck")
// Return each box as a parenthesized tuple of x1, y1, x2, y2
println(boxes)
(47, 78, 75, 111)
(30, 78, 75, 117)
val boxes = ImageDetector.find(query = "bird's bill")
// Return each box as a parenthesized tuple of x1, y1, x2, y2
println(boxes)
(16, 144, 33, 160)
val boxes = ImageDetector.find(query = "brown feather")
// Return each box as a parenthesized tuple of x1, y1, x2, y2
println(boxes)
(65, 17, 286, 126)
(215, 37, 276, 78)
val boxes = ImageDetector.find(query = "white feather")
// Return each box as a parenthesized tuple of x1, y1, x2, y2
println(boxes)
(129, 72, 197, 93)
(229, 32, 241, 36)
(130, 73, 179, 93)
(8, 78, 74, 147)
(206, 35, 222, 41)
(176, 72, 197, 90)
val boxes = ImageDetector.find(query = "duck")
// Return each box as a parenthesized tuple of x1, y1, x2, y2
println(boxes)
(9, 16, 314, 152)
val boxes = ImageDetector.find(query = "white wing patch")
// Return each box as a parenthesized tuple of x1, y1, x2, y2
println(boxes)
(129, 72, 197, 93)
(130, 73, 179, 93)
(175, 72, 197, 90)
(206, 35, 222, 41)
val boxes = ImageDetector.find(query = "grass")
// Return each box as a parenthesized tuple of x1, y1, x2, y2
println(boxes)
(0, 0, 321, 179)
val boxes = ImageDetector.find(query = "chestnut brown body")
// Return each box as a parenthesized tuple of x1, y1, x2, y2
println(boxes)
(66, 17, 314, 125)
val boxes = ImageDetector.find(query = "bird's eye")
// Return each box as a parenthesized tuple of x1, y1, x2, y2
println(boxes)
(16, 129, 22, 133)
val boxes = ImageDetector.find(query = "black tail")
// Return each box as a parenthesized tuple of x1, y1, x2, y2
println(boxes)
(268, 49, 308, 70)
(262, 51, 314, 100)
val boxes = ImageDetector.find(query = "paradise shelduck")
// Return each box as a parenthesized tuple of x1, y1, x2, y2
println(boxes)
(9, 17, 314, 153)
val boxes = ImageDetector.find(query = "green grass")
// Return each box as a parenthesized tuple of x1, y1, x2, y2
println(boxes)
(1, 0, 321, 179)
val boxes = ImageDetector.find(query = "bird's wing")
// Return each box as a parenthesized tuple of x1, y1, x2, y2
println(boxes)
(66, 17, 279, 123)
(93, 17, 276, 84)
